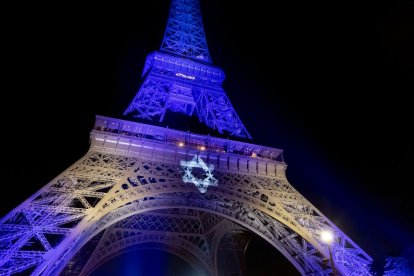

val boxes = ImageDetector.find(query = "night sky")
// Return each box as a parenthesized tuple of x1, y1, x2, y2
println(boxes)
(1, 0, 413, 274)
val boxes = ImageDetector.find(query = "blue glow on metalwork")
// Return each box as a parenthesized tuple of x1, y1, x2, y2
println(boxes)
(180, 155, 217, 193)
(123, 0, 252, 139)
(161, 0, 211, 63)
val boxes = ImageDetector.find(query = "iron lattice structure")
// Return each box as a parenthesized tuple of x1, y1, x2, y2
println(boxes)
(160, 0, 212, 63)
(0, 0, 373, 275)
(1, 118, 372, 275)
(124, 0, 251, 139)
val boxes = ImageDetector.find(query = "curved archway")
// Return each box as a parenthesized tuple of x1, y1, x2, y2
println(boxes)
(78, 209, 215, 276)
(58, 196, 321, 275)
(15, 152, 370, 276)
(63, 206, 306, 276)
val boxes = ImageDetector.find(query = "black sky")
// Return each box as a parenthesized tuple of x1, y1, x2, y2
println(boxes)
(1, 0, 413, 273)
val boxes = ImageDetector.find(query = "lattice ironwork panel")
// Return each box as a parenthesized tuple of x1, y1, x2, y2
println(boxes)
(123, 55, 251, 139)
(1, 148, 371, 275)
(160, 0, 211, 63)
(123, 0, 251, 139)
(0, 151, 132, 275)
(117, 212, 203, 234)
(82, 157, 372, 275)
(78, 210, 216, 275)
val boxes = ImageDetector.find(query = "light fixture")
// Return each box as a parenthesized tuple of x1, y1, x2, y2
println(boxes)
(320, 230, 338, 276)
(320, 230, 334, 245)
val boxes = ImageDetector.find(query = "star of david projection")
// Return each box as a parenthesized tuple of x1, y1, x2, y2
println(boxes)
(180, 155, 218, 193)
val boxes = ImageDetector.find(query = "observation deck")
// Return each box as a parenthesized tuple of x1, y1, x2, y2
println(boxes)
(91, 115, 285, 175)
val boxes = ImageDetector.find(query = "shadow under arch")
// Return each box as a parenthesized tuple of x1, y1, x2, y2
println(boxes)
(244, 234, 301, 275)
(87, 242, 209, 276)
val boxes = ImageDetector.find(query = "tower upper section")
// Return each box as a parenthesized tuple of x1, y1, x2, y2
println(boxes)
(124, 0, 251, 139)
(160, 0, 212, 63)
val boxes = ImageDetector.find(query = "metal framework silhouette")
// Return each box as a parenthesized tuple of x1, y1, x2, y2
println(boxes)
(0, 0, 372, 275)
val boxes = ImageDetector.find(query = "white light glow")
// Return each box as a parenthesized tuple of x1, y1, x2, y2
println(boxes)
(320, 230, 334, 245)
(175, 72, 196, 80)
(95, 138, 136, 146)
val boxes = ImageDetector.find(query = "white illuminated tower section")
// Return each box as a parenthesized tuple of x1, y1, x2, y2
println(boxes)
(0, 0, 372, 275)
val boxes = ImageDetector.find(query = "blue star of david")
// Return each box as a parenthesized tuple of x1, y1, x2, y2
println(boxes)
(180, 155, 218, 193)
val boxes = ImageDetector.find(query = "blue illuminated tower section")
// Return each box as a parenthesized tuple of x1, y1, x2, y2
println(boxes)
(124, 0, 251, 139)
(160, 0, 211, 63)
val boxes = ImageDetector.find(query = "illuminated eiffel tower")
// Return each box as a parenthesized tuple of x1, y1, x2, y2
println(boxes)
(0, 0, 373, 275)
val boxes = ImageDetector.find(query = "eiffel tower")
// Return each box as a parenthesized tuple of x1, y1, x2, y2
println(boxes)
(0, 0, 373, 275)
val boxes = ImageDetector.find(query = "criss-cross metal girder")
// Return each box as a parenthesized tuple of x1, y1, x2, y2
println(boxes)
(0, 117, 373, 275)
(124, 0, 251, 139)
(161, 0, 211, 63)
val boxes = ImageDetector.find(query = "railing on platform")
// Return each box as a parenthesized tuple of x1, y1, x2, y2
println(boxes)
(93, 115, 283, 162)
